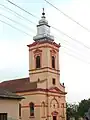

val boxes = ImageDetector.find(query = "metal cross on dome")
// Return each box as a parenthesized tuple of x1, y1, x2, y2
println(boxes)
(42, 8, 45, 18)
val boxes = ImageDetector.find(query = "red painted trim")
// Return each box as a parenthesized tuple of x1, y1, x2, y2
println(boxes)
(29, 70, 60, 75)
(29, 67, 60, 72)
(21, 105, 29, 108)
(48, 90, 63, 93)
(27, 40, 60, 48)
(49, 87, 64, 92)
(29, 45, 59, 52)
(27, 41, 38, 47)
(16, 88, 67, 94)
(33, 48, 42, 54)
(34, 105, 41, 107)
(50, 49, 57, 54)
(21, 105, 41, 108)
(19, 93, 61, 97)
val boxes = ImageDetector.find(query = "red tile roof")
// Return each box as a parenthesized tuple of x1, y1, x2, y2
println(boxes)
(0, 88, 24, 99)
(0, 77, 37, 93)
(27, 40, 60, 48)
(0, 77, 66, 94)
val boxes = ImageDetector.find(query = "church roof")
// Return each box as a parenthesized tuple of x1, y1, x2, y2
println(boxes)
(33, 8, 54, 41)
(27, 40, 60, 48)
(0, 77, 37, 93)
(0, 88, 24, 99)
(0, 77, 66, 94)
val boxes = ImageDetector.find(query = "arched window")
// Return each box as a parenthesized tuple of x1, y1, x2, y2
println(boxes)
(52, 56, 55, 68)
(30, 102, 34, 116)
(41, 102, 45, 117)
(36, 56, 40, 68)
(19, 103, 21, 118)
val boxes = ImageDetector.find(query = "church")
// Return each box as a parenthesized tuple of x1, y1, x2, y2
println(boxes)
(0, 9, 67, 120)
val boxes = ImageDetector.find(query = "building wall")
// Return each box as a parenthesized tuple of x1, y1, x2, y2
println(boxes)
(24, 41, 66, 120)
(29, 42, 60, 84)
(18, 91, 66, 120)
(0, 99, 20, 120)
(37, 73, 65, 92)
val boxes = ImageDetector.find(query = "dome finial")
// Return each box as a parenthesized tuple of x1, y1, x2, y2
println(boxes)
(42, 8, 45, 18)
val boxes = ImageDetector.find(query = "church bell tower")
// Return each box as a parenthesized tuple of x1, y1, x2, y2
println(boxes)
(27, 9, 61, 89)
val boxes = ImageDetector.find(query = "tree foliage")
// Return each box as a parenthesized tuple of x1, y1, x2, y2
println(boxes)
(66, 103, 78, 120)
(78, 99, 90, 117)
(66, 98, 90, 120)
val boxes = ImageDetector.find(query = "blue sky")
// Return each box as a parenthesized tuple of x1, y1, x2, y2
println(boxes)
(1, 0, 90, 103)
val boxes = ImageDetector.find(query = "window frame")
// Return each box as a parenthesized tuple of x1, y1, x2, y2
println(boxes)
(36, 55, 41, 68)
(50, 49, 56, 69)
(52, 78, 56, 85)
(29, 102, 34, 117)
(0, 113, 7, 120)
(52, 56, 55, 69)
(19, 103, 21, 118)
(33, 49, 42, 69)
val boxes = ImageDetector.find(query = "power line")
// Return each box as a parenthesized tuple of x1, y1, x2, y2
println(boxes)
(0, 19, 33, 37)
(0, 2, 70, 46)
(6, 0, 90, 51)
(54, 36, 70, 46)
(1, 3, 89, 51)
(0, 13, 36, 33)
(51, 26, 90, 49)
(1, 3, 80, 51)
(1, 17, 90, 63)
(0, 1, 90, 62)
(44, 0, 90, 33)
(62, 45, 90, 60)
(2, 6, 89, 60)
(53, 35, 90, 63)
(0, 4, 76, 47)
(0, 4, 37, 25)
(62, 47, 90, 64)
(6, 0, 39, 19)
(2, 3, 85, 55)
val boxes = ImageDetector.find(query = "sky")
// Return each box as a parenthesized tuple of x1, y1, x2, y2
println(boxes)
(0, 0, 90, 103)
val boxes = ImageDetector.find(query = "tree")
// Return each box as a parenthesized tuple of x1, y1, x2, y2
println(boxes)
(78, 99, 90, 118)
(66, 103, 78, 120)
(66, 98, 90, 120)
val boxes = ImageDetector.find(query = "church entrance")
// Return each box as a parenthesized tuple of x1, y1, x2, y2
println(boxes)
(52, 111, 58, 120)
(53, 116, 57, 120)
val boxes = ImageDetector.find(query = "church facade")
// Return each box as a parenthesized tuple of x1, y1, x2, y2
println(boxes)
(0, 9, 67, 120)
